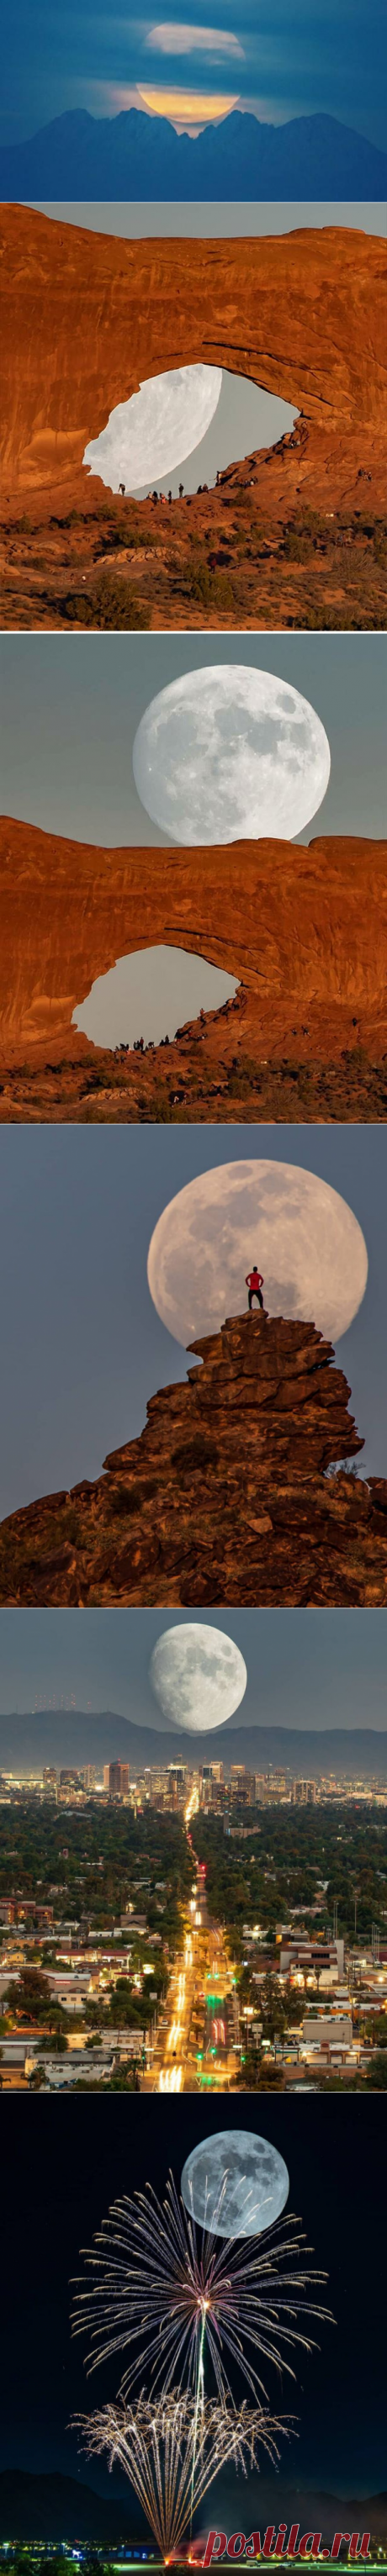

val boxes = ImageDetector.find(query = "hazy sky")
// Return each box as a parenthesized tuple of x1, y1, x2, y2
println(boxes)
(1, 635, 385, 849)
(0, 1603, 386, 1731)
(2, 0, 386, 152)
(0, 1123, 386, 1521)
(32, 199, 386, 234)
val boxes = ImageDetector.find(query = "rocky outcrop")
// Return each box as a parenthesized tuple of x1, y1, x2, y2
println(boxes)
(1, 207, 386, 511)
(1, 818, 387, 1079)
(2, 1311, 387, 1607)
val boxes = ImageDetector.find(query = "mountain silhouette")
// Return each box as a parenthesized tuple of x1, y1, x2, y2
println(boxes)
(1, 107, 386, 197)
(0, 2468, 384, 2544)
(2, 1712, 387, 1775)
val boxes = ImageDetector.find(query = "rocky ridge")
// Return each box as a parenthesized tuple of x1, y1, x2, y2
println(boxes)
(2, 1311, 387, 1607)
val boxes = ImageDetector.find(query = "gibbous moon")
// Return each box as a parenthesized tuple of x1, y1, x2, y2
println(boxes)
(150, 1623, 247, 1734)
(181, 2132, 289, 2238)
(83, 364, 222, 493)
(132, 663, 331, 845)
(147, 1158, 368, 1347)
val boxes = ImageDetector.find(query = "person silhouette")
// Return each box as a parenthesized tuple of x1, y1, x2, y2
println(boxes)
(246, 1264, 264, 1312)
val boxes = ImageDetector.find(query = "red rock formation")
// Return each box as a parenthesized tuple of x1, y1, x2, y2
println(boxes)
(1, 206, 386, 513)
(2, 1312, 387, 1607)
(1, 816, 387, 1079)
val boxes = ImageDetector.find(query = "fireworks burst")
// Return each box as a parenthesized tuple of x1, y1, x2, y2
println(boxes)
(72, 2172, 331, 2408)
(75, 2391, 286, 2558)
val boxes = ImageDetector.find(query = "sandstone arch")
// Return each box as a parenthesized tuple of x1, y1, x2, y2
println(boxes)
(0, 816, 386, 1069)
(1, 206, 386, 505)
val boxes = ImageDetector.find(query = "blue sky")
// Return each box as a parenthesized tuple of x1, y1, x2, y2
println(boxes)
(1, 0, 386, 150)
(0, 1123, 386, 1520)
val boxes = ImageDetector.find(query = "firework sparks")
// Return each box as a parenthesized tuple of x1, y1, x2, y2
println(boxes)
(75, 2392, 285, 2558)
(72, 2172, 331, 2407)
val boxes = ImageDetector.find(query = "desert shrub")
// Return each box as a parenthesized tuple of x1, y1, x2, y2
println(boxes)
(226, 1053, 264, 1095)
(62, 573, 150, 628)
(282, 530, 313, 561)
(172, 1437, 219, 1472)
(108, 1478, 158, 1516)
(182, 557, 234, 610)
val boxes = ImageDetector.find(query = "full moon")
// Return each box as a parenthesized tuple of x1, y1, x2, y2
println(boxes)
(132, 664, 331, 844)
(147, 1159, 368, 1347)
(150, 1623, 247, 1734)
(181, 2132, 289, 2238)
(83, 364, 222, 493)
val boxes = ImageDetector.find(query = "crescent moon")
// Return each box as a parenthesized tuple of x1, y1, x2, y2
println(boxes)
(132, 662, 331, 844)
(147, 1157, 368, 1347)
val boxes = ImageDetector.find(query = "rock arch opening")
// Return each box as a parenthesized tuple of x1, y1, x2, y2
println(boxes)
(83, 362, 298, 499)
(72, 942, 239, 1052)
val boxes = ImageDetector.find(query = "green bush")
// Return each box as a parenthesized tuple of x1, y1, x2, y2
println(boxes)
(63, 573, 151, 628)
(183, 557, 234, 610)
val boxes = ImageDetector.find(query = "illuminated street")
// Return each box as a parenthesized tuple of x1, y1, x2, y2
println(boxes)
(142, 1794, 240, 2092)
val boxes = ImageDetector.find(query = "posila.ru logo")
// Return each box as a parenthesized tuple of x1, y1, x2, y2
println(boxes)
(200, 2531, 371, 2567)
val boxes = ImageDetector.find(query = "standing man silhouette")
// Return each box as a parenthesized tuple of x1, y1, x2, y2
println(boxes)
(246, 1264, 264, 1312)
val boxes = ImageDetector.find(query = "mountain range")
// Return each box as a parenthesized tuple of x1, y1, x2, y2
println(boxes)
(0, 107, 386, 198)
(0, 2470, 384, 2543)
(2, 1712, 387, 1776)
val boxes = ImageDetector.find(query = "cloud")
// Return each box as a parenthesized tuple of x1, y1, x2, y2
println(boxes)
(144, 20, 245, 55)
(81, 74, 302, 124)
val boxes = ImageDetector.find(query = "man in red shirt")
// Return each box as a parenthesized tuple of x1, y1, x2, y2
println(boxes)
(246, 1264, 264, 1312)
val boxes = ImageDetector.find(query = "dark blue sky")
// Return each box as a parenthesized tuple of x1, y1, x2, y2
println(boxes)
(0, 2098, 385, 2497)
(0, 1603, 386, 1731)
(0, 1123, 386, 1522)
(1, 0, 386, 150)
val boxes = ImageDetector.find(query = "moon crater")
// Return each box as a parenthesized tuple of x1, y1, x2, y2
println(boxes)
(150, 1623, 247, 1734)
(181, 2131, 289, 2237)
(83, 364, 222, 493)
(132, 663, 331, 845)
(147, 1158, 368, 1347)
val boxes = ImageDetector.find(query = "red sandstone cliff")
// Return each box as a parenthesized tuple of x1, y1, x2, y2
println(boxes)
(1, 207, 386, 513)
(1, 817, 386, 1080)
(2, 1312, 387, 1607)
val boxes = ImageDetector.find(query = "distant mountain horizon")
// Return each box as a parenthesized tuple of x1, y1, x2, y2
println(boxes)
(0, 2468, 385, 2543)
(2, 1710, 387, 1776)
(1, 105, 386, 198)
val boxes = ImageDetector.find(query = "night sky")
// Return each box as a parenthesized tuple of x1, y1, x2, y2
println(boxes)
(0, 2097, 384, 2500)
(1, 0, 386, 154)
(0, 1604, 387, 1734)
(0, 1124, 386, 1521)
